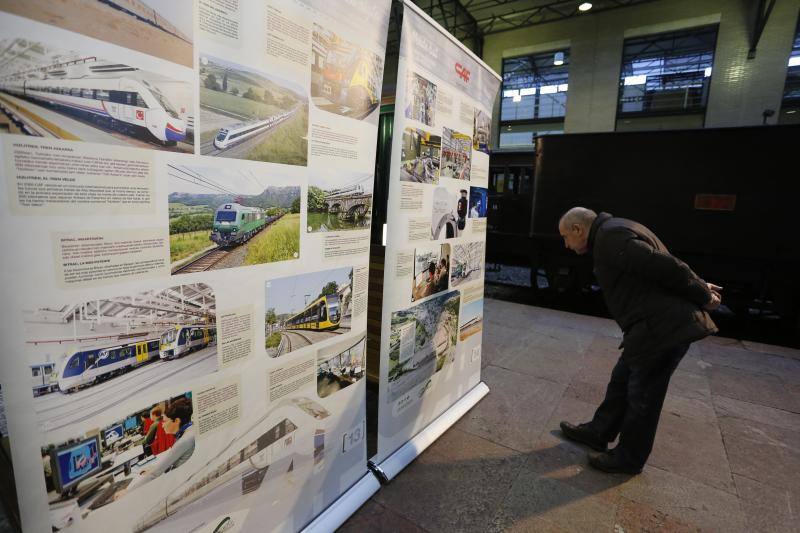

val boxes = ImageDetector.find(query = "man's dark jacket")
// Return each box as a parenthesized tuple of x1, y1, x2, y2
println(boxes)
(588, 212, 717, 362)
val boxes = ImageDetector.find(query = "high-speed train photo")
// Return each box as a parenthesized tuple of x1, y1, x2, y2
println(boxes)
(0, 76, 187, 144)
(284, 294, 341, 332)
(213, 112, 290, 150)
(57, 338, 160, 393)
(159, 326, 216, 360)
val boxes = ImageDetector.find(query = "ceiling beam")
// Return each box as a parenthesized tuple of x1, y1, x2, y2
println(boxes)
(748, 0, 776, 59)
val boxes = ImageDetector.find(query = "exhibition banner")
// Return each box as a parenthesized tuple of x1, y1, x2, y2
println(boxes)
(375, 1, 501, 463)
(0, 1, 390, 531)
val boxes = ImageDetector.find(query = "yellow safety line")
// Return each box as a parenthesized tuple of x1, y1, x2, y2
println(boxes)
(0, 94, 81, 141)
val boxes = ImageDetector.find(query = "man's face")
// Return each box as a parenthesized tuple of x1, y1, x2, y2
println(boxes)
(559, 221, 589, 255)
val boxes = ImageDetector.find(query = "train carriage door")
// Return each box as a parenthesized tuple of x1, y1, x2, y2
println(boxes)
(136, 342, 147, 363)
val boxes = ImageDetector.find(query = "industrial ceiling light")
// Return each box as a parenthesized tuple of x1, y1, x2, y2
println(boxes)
(579, 3, 593, 12)
(554, 51, 564, 65)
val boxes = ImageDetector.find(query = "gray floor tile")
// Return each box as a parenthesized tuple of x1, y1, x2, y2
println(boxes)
(489, 471, 618, 533)
(339, 499, 428, 533)
(734, 474, 797, 533)
(668, 368, 712, 400)
(455, 365, 566, 452)
(713, 395, 800, 433)
(648, 411, 734, 493)
(373, 428, 525, 533)
(740, 340, 800, 361)
(618, 466, 746, 532)
(707, 365, 800, 413)
(718, 416, 800, 493)
(613, 497, 701, 532)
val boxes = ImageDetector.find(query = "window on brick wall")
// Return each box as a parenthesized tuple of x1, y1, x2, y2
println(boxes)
(499, 50, 569, 148)
(779, 17, 800, 124)
(616, 25, 718, 128)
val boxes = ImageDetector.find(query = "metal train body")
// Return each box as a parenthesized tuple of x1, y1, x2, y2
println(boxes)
(0, 76, 186, 144)
(211, 203, 277, 246)
(31, 363, 58, 396)
(285, 294, 341, 331)
(159, 326, 216, 360)
(213, 112, 290, 149)
(57, 339, 160, 392)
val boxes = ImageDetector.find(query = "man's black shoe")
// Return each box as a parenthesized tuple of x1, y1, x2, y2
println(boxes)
(587, 451, 642, 475)
(559, 421, 608, 452)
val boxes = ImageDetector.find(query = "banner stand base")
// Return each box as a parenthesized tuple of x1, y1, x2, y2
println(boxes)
(300, 472, 381, 533)
(371, 381, 490, 482)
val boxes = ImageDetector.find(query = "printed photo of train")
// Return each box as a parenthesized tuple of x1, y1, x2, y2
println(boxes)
(210, 203, 280, 247)
(23, 283, 216, 433)
(307, 173, 373, 233)
(168, 164, 301, 275)
(0, 34, 193, 151)
(310, 23, 384, 121)
(213, 112, 291, 150)
(159, 326, 216, 360)
(133, 395, 333, 533)
(265, 267, 354, 358)
(0, 0, 193, 67)
(198, 54, 308, 166)
(459, 298, 484, 342)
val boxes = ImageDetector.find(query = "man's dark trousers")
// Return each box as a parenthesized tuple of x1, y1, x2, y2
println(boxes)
(589, 342, 690, 468)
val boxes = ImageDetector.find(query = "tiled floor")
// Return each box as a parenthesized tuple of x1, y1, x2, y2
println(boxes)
(342, 298, 800, 532)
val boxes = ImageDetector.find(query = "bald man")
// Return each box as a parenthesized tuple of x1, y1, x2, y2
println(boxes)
(557, 208, 721, 474)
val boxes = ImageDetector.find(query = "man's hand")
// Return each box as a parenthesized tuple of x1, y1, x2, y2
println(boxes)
(704, 283, 723, 311)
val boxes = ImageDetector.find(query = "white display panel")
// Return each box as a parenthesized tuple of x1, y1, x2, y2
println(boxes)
(0, 1, 390, 531)
(375, 0, 501, 463)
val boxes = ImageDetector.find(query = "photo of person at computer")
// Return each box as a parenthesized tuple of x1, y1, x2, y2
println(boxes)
(41, 392, 194, 531)
(411, 244, 450, 302)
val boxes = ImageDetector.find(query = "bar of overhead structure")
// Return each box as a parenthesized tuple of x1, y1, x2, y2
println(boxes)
(386, 0, 666, 58)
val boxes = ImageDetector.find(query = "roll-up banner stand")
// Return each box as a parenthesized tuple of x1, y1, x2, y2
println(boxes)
(372, 0, 501, 476)
(0, 1, 390, 531)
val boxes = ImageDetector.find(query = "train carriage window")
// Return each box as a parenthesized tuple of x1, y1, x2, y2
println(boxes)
(320, 303, 327, 321)
(135, 94, 148, 108)
(109, 90, 127, 104)
(70, 88, 81, 97)
(82, 89, 94, 98)
(96, 90, 110, 101)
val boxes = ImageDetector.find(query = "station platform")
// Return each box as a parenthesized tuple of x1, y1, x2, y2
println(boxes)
(343, 298, 800, 532)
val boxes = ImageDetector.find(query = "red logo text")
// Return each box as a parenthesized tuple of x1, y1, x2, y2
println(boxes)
(455, 63, 471, 82)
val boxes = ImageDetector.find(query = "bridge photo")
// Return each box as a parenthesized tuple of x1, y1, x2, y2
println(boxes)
(307, 173, 373, 232)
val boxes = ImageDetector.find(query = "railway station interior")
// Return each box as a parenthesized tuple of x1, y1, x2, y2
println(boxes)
(1, 0, 800, 532)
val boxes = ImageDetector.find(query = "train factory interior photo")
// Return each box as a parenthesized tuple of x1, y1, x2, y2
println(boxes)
(1, 1, 800, 533)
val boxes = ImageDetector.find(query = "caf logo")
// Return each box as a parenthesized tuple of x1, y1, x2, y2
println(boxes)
(455, 63, 471, 83)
